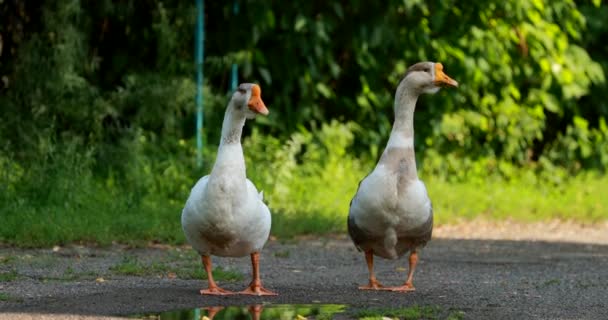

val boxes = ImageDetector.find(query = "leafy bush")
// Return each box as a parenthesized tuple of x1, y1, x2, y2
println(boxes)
(244, 120, 370, 236)
(216, 0, 607, 177)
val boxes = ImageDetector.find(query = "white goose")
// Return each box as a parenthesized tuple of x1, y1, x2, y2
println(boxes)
(348, 62, 458, 292)
(181, 83, 276, 296)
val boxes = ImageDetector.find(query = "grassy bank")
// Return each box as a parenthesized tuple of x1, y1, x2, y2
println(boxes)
(428, 173, 606, 224)
(1, 167, 605, 247)
(1, 122, 606, 247)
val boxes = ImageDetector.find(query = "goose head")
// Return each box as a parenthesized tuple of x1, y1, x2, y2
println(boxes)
(230, 83, 269, 119)
(401, 61, 458, 95)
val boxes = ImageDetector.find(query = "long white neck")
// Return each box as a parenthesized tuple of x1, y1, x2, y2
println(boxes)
(219, 101, 246, 147)
(210, 101, 247, 180)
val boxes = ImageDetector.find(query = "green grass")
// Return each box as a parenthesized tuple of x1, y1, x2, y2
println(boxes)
(109, 255, 243, 281)
(0, 127, 606, 248)
(109, 256, 172, 276)
(109, 258, 155, 277)
(0, 254, 95, 282)
(446, 310, 466, 320)
(537, 278, 561, 289)
(0, 270, 18, 282)
(1, 172, 606, 247)
(0, 293, 12, 301)
(271, 171, 608, 238)
(0, 255, 16, 265)
(173, 264, 244, 281)
(428, 173, 608, 224)
(0, 141, 189, 248)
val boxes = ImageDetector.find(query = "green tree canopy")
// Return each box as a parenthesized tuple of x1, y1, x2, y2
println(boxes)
(0, 0, 606, 177)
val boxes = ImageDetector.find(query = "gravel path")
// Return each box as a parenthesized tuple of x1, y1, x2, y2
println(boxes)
(434, 219, 608, 245)
(1, 225, 608, 319)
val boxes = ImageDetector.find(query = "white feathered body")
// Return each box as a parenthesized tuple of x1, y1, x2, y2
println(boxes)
(181, 143, 271, 257)
(348, 165, 432, 260)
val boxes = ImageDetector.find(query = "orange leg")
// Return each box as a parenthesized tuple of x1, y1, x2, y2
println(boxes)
(239, 252, 277, 296)
(248, 305, 263, 320)
(359, 250, 385, 290)
(203, 306, 224, 319)
(199, 255, 235, 295)
(387, 250, 418, 292)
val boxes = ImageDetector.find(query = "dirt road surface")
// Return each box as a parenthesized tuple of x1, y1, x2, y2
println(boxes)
(1, 222, 608, 319)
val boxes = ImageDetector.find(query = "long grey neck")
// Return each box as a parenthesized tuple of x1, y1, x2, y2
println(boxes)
(389, 86, 418, 144)
(377, 82, 420, 182)
(219, 101, 246, 147)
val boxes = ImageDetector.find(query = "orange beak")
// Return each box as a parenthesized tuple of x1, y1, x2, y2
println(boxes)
(434, 63, 459, 87)
(247, 84, 269, 115)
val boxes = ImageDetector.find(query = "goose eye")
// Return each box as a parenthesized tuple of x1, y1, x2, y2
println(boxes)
(423, 68, 430, 73)
(237, 88, 247, 94)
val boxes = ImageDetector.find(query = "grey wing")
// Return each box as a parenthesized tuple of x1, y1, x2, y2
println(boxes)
(421, 204, 434, 244)
(401, 204, 434, 248)
(347, 174, 373, 251)
(347, 213, 366, 251)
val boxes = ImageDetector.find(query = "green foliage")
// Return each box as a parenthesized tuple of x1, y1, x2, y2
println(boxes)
(214, 0, 607, 177)
(0, 0, 607, 246)
(0, 138, 192, 247)
(244, 120, 369, 236)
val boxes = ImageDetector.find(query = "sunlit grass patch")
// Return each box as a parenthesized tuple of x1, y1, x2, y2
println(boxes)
(428, 172, 608, 224)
